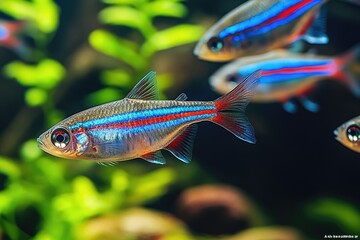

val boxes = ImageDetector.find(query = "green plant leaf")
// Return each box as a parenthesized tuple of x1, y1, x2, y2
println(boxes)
(33, 0, 59, 33)
(128, 168, 175, 204)
(0, 0, 59, 33)
(0, 156, 21, 180)
(52, 176, 107, 223)
(102, 0, 148, 6)
(89, 30, 147, 70)
(4, 59, 65, 89)
(141, 24, 205, 56)
(141, 1, 187, 18)
(25, 88, 48, 107)
(111, 170, 129, 192)
(99, 6, 156, 38)
(101, 69, 132, 87)
(85, 88, 123, 106)
(0, 0, 36, 19)
(157, 73, 173, 92)
(306, 198, 360, 234)
(20, 140, 43, 161)
(47, 110, 65, 127)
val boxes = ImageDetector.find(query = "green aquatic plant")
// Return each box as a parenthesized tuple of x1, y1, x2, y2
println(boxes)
(0, 140, 178, 239)
(0, 0, 205, 239)
(89, 0, 205, 103)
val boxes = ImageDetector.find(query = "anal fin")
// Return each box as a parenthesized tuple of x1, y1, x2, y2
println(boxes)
(165, 124, 197, 163)
(282, 100, 298, 113)
(300, 97, 320, 112)
(141, 151, 166, 165)
(97, 161, 119, 167)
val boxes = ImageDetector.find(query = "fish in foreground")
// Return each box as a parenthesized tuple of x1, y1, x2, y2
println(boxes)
(210, 46, 360, 113)
(194, 0, 329, 62)
(334, 116, 360, 153)
(37, 71, 260, 165)
(0, 20, 28, 56)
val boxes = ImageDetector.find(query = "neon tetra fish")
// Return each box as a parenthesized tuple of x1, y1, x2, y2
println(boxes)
(210, 46, 360, 113)
(334, 116, 360, 153)
(194, 0, 329, 62)
(0, 20, 28, 56)
(37, 71, 260, 165)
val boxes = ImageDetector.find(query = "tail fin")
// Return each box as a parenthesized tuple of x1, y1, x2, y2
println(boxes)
(1, 21, 30, 59)
(335, 44, 360, 97)
(212, 70, 260, 144)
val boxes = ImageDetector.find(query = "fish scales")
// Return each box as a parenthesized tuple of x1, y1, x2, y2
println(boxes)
(239, 58, 336, 84)
(38, 71, 260, 164)
(68, 100, 216, 160)
(219, 0, 322, 39)
(210, 46, 360, 112)
(194, 0, 328, 61)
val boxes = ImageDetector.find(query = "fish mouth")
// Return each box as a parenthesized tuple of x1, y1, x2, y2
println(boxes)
(333, 128, 341, 142)
(193, 42, 201, 57)
(37, 136, 46, 150)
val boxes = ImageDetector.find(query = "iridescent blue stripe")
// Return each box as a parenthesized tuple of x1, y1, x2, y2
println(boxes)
(219, 0, 323, 40)
(239, 58, 333, 73)
(0, 26, 9, 40)
(88, 114, 215, 138)
(238, 58, 335, 84)
(258, 72, 331, 83)
(70, 105, 216, 131)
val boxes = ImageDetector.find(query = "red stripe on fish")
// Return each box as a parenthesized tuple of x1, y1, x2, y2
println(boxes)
(90, 109, 217, 130)
(261, 0, 314, 27)
(262, 65, 332, 76)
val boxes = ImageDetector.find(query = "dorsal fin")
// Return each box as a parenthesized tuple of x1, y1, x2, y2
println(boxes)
(165, 124, 197, 163)
(126, 71, 160, 100)
(175, 93, 188, 101)
(141, 151, 166, 164)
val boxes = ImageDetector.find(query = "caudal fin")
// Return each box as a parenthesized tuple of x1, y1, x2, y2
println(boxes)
(212, 70, 260, 144)
(0, 21, 31, 59)
(335, 44, 360, 97)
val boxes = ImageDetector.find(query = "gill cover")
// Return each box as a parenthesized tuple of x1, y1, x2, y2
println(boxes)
(74, 132, 89, 156)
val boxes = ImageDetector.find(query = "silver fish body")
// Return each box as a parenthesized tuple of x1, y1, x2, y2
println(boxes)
(194, 0, 328, 62)
(38, 71, 260, 165)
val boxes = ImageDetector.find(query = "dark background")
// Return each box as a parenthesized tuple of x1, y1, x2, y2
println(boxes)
(0, 0, 359, 239)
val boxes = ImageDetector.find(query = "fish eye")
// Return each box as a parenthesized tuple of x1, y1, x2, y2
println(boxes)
(51, 128, 70, 148)
(227, 73, 240, 82)
(207, 37, 224, 53)
(346, 124, 360, 142)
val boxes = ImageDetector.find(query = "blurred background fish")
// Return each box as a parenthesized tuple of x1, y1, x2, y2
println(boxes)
(334, 116, 360, 153)
(1, 0, 360, 239)
(210, 46, 360, 112)
(0, 20, 28, 57)
(38, 71, 259, 165)
(194, 0, 330, 62)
